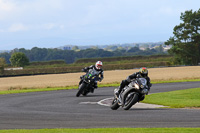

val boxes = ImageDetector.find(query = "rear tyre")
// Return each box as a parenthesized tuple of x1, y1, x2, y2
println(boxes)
(76, 83, 86, 97)
(110, 98, 120, 110)
(123, 93, 139, 110)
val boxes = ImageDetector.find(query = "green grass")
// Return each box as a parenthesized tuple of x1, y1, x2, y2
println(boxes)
(1, 128, 200, 133)
(143, 87, 200, 108)
(0, 85, 78, 95)
(151, 78, 200, 84)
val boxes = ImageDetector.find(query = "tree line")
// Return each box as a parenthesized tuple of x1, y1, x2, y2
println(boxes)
(0, 46, 165, 65)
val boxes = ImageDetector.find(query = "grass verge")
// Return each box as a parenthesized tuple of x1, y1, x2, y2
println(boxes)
(143, 87, 200, 108)
(1, 128, 200, 133)
(0, 85, 78, 95)
(151, 78, 200, 84)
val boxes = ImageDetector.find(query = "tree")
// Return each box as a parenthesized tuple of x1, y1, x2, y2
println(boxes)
(154, 45, 164, 53)
(9, 52, 29, 67)
(28, 47, 48, 62)
(72, 46, 79, 51)
(0, 58, 6, 74)
(127, 47, 141, 53)
(165, 9, 200, 65)
(0, 52, 11, 63)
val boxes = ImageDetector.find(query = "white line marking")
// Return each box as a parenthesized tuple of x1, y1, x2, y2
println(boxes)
(97, 97, 167, 108)
(79, 102, 97, 104)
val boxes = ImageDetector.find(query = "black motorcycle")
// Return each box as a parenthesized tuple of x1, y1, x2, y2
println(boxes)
(76, 69, 100, 97)
(111, 78, 149, 110)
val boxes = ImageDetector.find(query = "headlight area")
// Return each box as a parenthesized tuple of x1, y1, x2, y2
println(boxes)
(134, 84, 140, 89)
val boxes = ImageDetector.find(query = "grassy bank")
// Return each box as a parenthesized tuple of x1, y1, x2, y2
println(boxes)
(1, 128, 200, 133)
(143, 87, 200, 108)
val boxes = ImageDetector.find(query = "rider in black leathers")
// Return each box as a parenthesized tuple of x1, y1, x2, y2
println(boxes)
(116, 67, 152, 98)
(79, 61, 104, 92)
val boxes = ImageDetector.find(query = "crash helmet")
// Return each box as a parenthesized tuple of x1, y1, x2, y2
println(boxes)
(95, 61, 103, 70)
(139, 67, 148, 78)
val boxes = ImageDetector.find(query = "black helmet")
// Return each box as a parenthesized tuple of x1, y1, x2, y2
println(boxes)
(139, 67, 148, 78)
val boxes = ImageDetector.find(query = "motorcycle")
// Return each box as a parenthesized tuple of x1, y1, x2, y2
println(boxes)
(76, 69, 100, 97)
(110, 78, 149, 110)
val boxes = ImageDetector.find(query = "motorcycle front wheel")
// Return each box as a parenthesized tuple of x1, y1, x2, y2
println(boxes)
(110, 98, 120, 110)
(123, 92, 139, 110)
(76, 83, 86, 97)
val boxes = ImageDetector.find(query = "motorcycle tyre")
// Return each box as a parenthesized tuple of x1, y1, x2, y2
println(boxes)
(76, 83, 86, 97)
(123, 93, 139, 110)
(110, 98, 120, 110)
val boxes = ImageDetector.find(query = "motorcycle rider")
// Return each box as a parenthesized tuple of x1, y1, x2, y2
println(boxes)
(115, 67, 152, 99)
(79, 61, 104, 92)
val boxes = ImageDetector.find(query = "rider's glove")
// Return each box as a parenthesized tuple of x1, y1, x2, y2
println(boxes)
(82, 68, 87, 72)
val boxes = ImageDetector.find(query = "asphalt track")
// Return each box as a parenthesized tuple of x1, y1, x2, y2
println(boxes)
(0, 82, 200, 129)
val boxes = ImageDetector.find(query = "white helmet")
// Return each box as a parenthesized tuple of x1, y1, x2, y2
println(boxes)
(95, 61, 103, 70)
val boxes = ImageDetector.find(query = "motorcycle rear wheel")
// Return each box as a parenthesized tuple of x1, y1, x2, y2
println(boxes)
(76, 83, 86, 97)
(110, 98, 120, 110)
(123, 93, 139, 110)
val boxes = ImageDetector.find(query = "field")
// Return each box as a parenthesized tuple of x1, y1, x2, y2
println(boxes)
(1, 66, 200, 91)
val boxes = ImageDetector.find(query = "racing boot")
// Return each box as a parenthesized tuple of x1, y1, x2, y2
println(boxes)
(115, 89, 120, 98)
(139, 95, 145, 102)
(79, 75, 84, 85)
(79, 80, 83, 85)
(90, 88, 94, 93)
(90, 82, 97, 93)
(94, 83, 98, 89)
(115, 86, 122, 98)
(115, 80, 127, 98)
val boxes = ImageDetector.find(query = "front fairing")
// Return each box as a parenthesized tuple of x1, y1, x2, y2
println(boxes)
(84, 69, 98, 84)
(124, 78, 148, 94)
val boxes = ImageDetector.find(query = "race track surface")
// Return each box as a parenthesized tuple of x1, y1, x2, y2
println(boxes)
(0, 82, 200, 129)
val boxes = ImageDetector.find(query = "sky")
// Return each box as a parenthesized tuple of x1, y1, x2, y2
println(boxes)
(0, 0, 200, 50)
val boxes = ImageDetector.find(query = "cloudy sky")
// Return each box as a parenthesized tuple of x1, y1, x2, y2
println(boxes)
(0, 0, 200, 50)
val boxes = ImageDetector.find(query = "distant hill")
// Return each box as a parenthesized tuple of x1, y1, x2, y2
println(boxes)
(57, 41, 167, 51)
